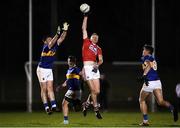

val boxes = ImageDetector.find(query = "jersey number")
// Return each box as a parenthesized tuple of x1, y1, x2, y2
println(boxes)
(151, 61, 157, 70)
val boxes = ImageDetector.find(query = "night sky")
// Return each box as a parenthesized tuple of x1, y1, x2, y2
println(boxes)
(3, 0, 180, 76)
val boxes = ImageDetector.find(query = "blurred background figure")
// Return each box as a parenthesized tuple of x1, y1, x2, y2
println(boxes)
(99, 74, 110, 112)
(175, 83, 180, 109)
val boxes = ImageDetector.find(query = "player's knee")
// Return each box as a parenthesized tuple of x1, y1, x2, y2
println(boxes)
(139, 98, 145, 103)
(62, 101, 66, 107)
(91, 89, 96, 94)
(95, 89, 100, 95)
(41, 87, 47, 93)
(91, 89, 100, 95)
(47, 86, 53, 92)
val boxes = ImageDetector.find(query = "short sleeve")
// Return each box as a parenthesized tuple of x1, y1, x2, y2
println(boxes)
(144, 55, 154, 62)
(43, 44, 49, 51)
(75, 67, 81, 74)
(83, 38, 91, 45)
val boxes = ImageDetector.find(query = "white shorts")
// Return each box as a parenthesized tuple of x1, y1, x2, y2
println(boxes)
(36, 66, 53, 83)
(83, 65, 100, 80)
(142, 80, 162, 92)
(65, 90, 82, 100)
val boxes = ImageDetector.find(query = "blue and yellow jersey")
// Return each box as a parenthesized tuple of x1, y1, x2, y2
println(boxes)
(141, 55, 160, 81)
(38, 43, 59, 69)
(66, 66, 81, 91)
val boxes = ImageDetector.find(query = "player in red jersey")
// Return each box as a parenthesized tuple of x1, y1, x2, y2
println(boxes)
(81, 16, 103, 119)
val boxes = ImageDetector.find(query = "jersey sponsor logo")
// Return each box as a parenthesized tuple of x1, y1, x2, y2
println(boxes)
(66, 74, 80, 79)
(41, 51, 55, 57)
(89, 44, 98, 55)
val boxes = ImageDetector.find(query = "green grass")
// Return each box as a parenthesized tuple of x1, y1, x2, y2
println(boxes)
(0, 111, 179, 127)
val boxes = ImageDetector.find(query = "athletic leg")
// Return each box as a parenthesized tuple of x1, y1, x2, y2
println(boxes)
(62, 98, 69, 124)
(139, 87, 151, 126)
(40, 82, 51, 114)
(87, 79, 102, 119)
(153, 89, 178, 122)
(87, 79, 100, 108)
(47, 81, 57, 111)
(82, 94, 91, 117)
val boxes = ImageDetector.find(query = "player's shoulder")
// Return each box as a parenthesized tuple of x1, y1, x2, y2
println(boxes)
(73, 66, 81, 73)
(42, 44, 49, 50)
(74, 66, 81, 71)
(83, 38, 91, 45)
(142, 55, 154, 62)
(83, 37, 90, 41)
(43, 44, 48, 48)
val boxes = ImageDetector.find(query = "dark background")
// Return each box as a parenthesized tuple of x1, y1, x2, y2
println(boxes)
(1, 0, 180, 111)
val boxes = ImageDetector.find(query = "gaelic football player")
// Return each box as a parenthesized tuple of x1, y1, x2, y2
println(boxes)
(139, 44, 178, 126)
(81, 16, 103, 119)
(36, 22, 69, 114)
(60, 56, 82, 124)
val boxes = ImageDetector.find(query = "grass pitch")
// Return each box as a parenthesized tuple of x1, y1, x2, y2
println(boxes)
(0, 111, 179, 127)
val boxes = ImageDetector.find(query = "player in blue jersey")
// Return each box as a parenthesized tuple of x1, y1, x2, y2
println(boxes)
(139, 44, 178, 126)
(36, 22, 69, 115)
(60, 56, 82, 124)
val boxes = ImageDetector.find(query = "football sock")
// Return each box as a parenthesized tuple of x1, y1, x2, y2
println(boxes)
(64, 116, 68, 121)
(43, 103, 49, 110)
(143, 114, 148, 122)
(50, 100, 57, 108)
(168, 105, 174, 112)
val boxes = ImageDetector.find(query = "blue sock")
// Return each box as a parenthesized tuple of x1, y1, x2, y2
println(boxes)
(64, 116, 68, 121)
(143, 114, 148, 121)
(43, 103, 49, 110)
(50, 100, 56, 108)
(168, 105, 174, 112)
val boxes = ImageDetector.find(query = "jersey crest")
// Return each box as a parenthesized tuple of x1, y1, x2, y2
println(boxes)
(89, 44, 98, 55)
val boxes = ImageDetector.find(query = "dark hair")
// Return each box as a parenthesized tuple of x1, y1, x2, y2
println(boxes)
(68, 56, 76, 63)
(143, 44, 154, 54)
(42, 35, 51, 42)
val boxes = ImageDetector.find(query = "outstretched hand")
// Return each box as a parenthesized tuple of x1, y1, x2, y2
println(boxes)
(62, 22, 69, 31)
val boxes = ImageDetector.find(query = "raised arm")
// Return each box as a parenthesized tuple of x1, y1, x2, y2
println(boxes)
(57, 31, 67, 45)
(57, 22, 69, 45)
(48, 26, 61, 49)
(82, 16, 88, 39)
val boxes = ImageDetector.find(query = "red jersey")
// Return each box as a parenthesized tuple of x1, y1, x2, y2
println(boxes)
(82, 38, 102, 62)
